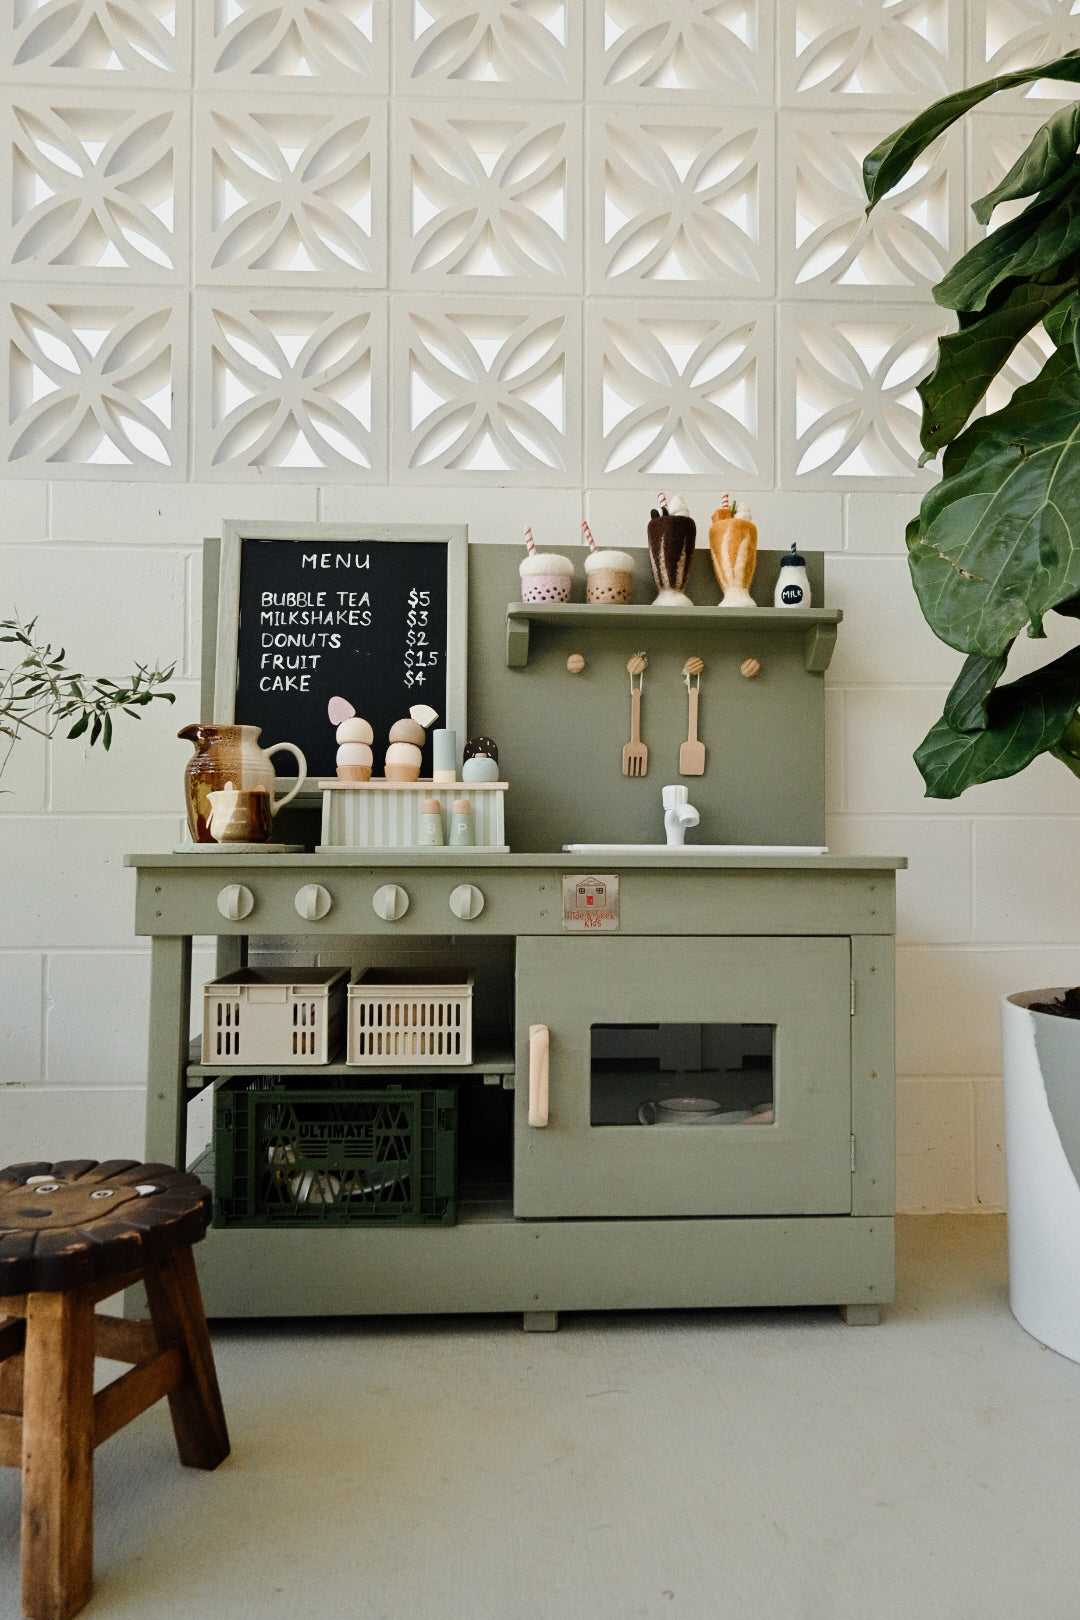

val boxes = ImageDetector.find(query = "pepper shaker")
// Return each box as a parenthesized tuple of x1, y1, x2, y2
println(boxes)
(448, 797, 476, 847)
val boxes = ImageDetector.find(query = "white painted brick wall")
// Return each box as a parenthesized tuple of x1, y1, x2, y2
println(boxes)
(3, 3, 1076, 1206)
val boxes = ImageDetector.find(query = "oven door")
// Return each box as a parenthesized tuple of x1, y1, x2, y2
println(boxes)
(514, 935, 852, 1218)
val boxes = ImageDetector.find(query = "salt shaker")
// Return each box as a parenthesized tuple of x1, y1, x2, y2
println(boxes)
(419, 796, 444, 846)
(774, 544, 810, 608)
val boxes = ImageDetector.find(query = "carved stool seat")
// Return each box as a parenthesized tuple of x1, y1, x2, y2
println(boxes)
(0, 1160, 230, 1620)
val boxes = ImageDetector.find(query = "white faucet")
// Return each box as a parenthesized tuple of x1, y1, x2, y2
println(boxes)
(662, 784, 700, 846)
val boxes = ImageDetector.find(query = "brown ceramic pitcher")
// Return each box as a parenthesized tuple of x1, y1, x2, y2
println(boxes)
(179, 723, 307, 843)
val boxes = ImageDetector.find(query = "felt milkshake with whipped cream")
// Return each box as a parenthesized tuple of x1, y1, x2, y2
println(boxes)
(647, 493, 696, 607)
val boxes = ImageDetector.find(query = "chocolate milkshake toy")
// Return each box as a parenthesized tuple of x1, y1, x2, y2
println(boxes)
(647, 493, 696, 606)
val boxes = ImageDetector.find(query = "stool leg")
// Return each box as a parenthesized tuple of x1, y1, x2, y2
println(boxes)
(21, 1290, 96, 1620)
(143, 1247, 230, 1471)
(0, 1350, 24, 1416)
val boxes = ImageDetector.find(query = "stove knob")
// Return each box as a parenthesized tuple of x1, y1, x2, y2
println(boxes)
(449, 883, 485, 921)
(295, 883, 332, 921)
(217, 883, 254, 922)
(372, 883, 409, 922)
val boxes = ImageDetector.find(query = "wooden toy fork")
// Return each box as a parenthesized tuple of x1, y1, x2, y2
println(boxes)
(622, 654, 648, 777)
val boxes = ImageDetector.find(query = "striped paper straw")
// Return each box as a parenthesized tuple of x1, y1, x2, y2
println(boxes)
(581, 518, 597, 552)
(523, 525, 536, 555)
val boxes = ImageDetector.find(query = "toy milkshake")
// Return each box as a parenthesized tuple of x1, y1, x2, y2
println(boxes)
(582, 519, 634, 604)
(709, 494, 758, 608)
(519, 525, 574, 603)
(647, 493, 696, 607)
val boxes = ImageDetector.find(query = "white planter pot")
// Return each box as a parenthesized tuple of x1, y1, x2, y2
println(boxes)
(1002, 989, 1080, 1361)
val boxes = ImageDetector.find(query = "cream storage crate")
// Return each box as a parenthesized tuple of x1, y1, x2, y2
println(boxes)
(203, 968, 350, 1066)
(347, 970, 474, 1066)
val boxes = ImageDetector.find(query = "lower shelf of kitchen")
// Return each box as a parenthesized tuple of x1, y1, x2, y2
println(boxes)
(189, 1211, 894, 1320)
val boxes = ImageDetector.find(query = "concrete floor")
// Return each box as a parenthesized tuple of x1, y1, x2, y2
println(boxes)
(3, 1215, 1080, 1620)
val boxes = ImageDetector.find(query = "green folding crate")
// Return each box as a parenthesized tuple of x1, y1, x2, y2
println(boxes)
(213, 1076, 458, 1227)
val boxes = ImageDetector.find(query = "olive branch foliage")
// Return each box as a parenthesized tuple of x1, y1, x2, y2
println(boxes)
(0, 614, 174, 785)
(864, 49, 1080, 797)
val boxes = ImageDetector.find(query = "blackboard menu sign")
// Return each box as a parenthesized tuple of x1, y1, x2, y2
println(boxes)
(213, 523, 468, 782)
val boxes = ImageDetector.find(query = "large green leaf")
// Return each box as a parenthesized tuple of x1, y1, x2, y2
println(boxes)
(1051, 710, 1080, 777)
(972, 103, 1080, 225)
(1044, 290, 1080, 347)
(908, 351, 1080, 654)
(915, 645, 1080, 797)
(933, 161, 1080, 313)
(916, 276, 1077, 457)
(864, 50, 1080, 207)
(941, 650, 1012, 731)
(936, 343, 1075, 478)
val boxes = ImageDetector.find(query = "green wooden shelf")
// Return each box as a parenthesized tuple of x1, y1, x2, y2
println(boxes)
(186, 1038, 515, 1086)
(505, 603, 842, 671)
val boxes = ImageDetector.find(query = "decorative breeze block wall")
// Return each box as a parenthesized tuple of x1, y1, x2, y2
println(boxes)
(2, 0, 1076, 488)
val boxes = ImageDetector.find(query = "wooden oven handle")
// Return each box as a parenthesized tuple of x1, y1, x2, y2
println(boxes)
(528, 1024, 549, 1128)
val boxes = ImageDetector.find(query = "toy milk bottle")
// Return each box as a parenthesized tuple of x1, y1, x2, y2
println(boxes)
(774, 544, 810, 608)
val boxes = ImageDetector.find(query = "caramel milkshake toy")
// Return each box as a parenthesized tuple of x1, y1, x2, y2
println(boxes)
(709, 494, 758, 608)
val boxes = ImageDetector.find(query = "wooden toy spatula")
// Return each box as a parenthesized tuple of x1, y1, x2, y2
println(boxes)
(679, 656, 705, 776)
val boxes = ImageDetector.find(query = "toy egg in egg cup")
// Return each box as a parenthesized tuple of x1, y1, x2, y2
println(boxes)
(328, 696, 374, 781)
(385, 703, 439, 781)
(519, 524, 574, 603)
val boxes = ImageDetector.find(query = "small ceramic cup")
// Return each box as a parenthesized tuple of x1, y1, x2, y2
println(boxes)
(206, 785, 273, 843)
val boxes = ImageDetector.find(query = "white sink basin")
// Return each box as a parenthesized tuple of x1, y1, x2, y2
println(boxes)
(562, 843, 828, 857)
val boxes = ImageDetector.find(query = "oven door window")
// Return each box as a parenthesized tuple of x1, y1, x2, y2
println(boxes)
(591, 1023, 774, 1127)
(514, 934, 852, 1219)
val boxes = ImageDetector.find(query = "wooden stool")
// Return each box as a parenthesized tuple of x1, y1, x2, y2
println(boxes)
(0, 1159, 230, 1620)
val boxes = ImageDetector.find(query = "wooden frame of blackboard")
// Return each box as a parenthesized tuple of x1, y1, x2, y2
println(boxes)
(211, 521, 468, 786)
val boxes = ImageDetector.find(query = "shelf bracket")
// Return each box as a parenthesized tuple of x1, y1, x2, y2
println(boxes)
(506, 612, 530, 668)
(803, 623, 837, 673)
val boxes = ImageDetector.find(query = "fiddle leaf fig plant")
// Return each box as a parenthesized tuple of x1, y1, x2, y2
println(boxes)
(863, 49, 1080, 797)
(0, 614, 175, 785)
